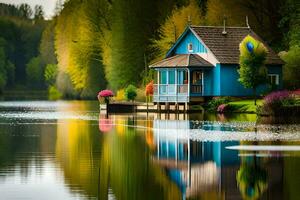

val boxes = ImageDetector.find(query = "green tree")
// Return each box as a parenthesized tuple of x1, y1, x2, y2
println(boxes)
(55, 0, 110, 98)
(44, 64, 58, 86)
(26, 56, 45, 88)
(280, 46, 300, 89)
(238, 35, 268, 105)
(0, 45, 7, 92)
(109, 0, 170, 90)
(40, 19, 57, 65)
(125, 84, 137, 102)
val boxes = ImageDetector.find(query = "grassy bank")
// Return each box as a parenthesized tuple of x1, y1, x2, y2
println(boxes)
(228, 100, 262, 113)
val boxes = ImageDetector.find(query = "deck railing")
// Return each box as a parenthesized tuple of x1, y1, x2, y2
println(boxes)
(153, 84, 189, 102)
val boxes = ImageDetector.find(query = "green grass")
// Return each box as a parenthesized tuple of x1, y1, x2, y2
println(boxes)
(228, 99, 262, 113)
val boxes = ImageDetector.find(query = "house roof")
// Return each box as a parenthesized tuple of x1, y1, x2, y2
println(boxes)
(149, 54, 213, 68)
(189, 26, 284, 65)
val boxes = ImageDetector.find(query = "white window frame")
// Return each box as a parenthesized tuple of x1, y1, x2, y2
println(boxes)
(268, 74, 279, 85)
(188, 43, 193, 53)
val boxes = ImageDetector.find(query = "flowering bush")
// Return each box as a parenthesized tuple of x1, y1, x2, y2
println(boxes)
(114, 89, 125, 101)
(207, 97, 230, 112)
(217, 104, 232, 113)
(145, 80, 154, 96)
(98, 90, 114, 98)
(98, 90, 114, 104)
(217, 104, 227, 113)
(263, 90, 295, 108)
(260, 90, 295, 115)
(264, 90, 290, 104)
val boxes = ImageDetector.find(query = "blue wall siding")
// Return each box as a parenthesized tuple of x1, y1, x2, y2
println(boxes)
(203, 69, 213, 96)
(212, 64, 221, 96)
(220, 64, 283, 96)
(173, 31, 207, 55)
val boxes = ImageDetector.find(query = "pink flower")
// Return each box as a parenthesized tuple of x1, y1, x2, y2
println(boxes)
(97, 90, 114, 99)
(217, 104, 227, 113)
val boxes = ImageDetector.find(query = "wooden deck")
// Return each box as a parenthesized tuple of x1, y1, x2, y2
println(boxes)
(101, 102, 204, 113)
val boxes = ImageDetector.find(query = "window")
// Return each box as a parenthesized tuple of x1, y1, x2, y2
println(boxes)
(168, 70, 175, 84)
(192, 71, 203, 84)
(177, 70, 188, 84)
(188, 43, 193, 52)
(159, 71, 167, 84)
(268, 74, 279, 85)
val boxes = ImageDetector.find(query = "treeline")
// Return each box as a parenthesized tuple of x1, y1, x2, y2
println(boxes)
(0, 3, 47, 92)
(0, 0, 299, 99)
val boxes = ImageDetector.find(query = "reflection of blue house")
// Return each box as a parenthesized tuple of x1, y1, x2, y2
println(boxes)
(153, 120, 240, 199)
(150, 26, 283, 103)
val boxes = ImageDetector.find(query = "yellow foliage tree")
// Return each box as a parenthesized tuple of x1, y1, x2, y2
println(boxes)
(151, 0, 204, 61)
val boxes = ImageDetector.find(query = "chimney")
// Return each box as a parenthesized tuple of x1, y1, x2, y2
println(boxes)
(188, 15, 192, 26)
(246, 16, 251, 29)
(222, 16, 227, 35)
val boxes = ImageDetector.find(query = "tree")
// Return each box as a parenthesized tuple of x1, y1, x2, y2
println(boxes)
(18, 3, 33, 19)
(109, 0, 173, 90)
(0, 44, 7, 92)
(280, 46, 300, 89)
(125, 84, 137, 102)
(238, 35, 268, 105)
(55, 0, 110, 98)
(40, 19, 57, 65)
(34, 5, 44, 20)
(152, 0, 203, 60)
(26, 56, 45, 88)
(44, 64, 58, 86)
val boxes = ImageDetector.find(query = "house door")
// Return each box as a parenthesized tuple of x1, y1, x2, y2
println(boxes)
(191, 70, 203, 94)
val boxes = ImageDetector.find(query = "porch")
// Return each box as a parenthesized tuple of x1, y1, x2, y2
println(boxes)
(153, 68, 207, 103)
(150, 54, 213, 103)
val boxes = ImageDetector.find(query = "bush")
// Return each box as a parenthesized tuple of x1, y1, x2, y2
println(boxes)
(217, 104, 232, 113)
(125, 84, 137, 102)
(114, 89, 125, 101)
(48, 86, 62, 100)
(206, 97, 230, 112)
(259, 90, 295, 115)
(136, 88, 146, 102)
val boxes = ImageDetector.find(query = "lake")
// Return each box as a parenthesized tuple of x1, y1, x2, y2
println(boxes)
(0, 101, 300, 200)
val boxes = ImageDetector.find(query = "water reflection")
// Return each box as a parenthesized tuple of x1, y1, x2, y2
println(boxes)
(0, 101, 300, 200)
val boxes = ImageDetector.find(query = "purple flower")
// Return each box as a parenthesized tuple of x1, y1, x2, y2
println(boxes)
(263, 90, 290, 105)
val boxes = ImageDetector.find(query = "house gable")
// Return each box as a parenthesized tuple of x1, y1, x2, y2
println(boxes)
(166, 27, 219, 66)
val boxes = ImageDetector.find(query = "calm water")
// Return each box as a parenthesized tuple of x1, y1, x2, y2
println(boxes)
(0, 101, 300, 200)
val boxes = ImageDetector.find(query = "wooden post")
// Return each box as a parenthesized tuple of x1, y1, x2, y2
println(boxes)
(146, 96, 149, 113)
(166, 103, 169, 113)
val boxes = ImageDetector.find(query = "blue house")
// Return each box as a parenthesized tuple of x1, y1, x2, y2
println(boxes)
(149, 26, 284, 104)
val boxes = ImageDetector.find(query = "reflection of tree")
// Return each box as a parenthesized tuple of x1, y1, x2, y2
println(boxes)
(99, 122, 182, 200)
(56, 109, 182, 200)
(237, 156, 268, 200)
(55, 102, 103, 198)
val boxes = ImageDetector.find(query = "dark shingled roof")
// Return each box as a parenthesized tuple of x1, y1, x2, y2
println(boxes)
(190, 26, 284, 65)
(149, 54, 213, 68)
